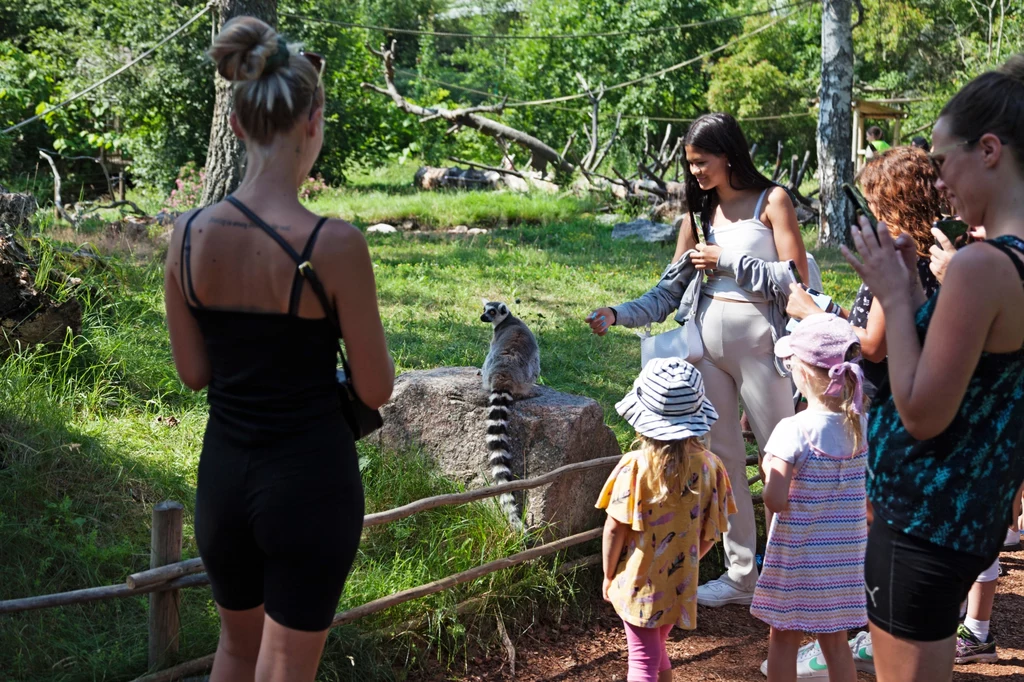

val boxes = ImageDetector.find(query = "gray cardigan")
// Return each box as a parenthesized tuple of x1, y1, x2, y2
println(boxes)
(612, 249, 798, 376)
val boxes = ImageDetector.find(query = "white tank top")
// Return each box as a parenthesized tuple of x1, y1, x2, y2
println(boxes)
(703, 188, 778, 302)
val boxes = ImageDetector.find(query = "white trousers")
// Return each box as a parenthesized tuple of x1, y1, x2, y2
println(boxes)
(695, 295, 795, 591)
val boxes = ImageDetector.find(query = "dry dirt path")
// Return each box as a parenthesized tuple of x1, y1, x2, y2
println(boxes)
(411, 547, 1024, 681)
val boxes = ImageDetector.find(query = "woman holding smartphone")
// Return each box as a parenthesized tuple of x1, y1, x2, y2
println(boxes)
(845, 54, 1024, 682)
(589, 113, 807, 608)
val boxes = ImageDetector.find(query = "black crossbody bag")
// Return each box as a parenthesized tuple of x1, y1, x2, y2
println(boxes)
(225, 196, 383, 439)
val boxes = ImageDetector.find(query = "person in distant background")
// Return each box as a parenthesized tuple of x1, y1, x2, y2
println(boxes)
(911, 136, 931, 153)
(867, 126, 891, 152)
(864, 126, 891, 160)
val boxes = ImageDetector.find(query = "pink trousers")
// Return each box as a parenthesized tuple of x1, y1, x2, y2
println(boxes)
(623, 620, 673, 681)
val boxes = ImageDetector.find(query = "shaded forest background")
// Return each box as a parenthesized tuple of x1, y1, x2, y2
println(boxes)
(1, 0, 1021, 193)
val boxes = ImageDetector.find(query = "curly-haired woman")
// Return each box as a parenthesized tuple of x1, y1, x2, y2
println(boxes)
(789, 146, 945, 398)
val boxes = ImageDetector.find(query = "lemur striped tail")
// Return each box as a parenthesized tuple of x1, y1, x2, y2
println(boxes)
(487, 390, 523, 529)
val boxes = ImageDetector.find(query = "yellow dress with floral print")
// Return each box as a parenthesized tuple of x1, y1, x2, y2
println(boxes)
(596, 449, 736, 630)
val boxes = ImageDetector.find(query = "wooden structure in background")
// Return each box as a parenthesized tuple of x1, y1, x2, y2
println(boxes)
(851, 99, 910, 171)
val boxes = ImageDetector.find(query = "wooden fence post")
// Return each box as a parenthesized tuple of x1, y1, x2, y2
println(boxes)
(148, 501, 183, 671)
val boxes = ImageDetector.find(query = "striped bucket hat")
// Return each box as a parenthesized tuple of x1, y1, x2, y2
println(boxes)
(615, 357, 719, 440)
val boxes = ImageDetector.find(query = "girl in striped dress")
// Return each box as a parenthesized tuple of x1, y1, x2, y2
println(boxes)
(750, 314, 868, 682)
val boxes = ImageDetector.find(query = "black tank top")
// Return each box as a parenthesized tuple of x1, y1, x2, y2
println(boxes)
(180, 200, 342, 436)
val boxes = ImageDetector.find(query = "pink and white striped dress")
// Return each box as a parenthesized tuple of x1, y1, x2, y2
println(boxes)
(750, 411, 868, 633)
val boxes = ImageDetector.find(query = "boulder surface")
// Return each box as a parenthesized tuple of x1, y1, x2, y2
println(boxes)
(374, 367, 620, 537)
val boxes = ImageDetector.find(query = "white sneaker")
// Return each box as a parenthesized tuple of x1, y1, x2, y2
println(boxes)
(1003, 528, 1020, 551)
(759, 640, 827, 678)
(850, 630, 875, 673)
(758, 631, 873, 678)
(696, 578, 754, 607)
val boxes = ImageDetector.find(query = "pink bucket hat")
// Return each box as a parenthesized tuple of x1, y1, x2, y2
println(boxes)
(775, 314, 865, 411)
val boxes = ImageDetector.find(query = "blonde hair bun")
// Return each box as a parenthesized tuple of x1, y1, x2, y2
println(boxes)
(209, 16, 281, 82)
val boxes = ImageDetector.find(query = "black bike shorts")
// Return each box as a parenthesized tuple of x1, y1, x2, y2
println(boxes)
(864, 520, 995, 641)
(195, 416, 364, 632)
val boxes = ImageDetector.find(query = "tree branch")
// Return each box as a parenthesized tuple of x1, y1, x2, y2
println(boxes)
(590, 112, 622, 172)
(361, 42, 572, 174)
(77, 200, 149, 217)
(448, 157, 525, 179)
(38, 151, 76, 227)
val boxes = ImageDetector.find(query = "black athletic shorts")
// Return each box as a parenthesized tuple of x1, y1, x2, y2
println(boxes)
(864, 520, 996, 641)
(195, 414, 364, 632)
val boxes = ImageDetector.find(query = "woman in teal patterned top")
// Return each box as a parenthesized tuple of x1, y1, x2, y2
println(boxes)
(843, 53, 1024, 682)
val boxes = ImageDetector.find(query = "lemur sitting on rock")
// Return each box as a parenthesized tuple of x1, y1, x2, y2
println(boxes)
(479, 300, 540, 529)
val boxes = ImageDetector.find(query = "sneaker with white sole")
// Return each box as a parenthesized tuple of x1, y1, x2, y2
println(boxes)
(759, 639, 828, 678)
(758, 631, 873, 678)
(849, 630, 875, 673)
(696, 578, 754, 607)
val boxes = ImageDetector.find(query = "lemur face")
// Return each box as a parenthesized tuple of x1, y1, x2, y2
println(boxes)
(480, 300, 510, 325)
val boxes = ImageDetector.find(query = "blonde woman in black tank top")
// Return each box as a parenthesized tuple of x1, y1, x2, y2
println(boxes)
(164, 17, 393, 682)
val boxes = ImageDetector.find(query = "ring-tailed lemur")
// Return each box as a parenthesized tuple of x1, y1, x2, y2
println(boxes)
(480, 300, 541, 529)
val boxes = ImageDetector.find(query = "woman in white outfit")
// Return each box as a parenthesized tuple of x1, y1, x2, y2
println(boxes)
(590, 113, 807, 607)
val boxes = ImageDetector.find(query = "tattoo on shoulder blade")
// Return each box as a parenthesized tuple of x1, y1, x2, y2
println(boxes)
(208, 217, 290, 231)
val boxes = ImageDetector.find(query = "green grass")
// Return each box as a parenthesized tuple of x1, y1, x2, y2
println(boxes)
(0, 174, 862, 681)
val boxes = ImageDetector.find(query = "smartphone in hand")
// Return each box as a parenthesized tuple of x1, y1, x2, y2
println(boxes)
(934, 218, 970, 242)
(842, 183, 879, 235)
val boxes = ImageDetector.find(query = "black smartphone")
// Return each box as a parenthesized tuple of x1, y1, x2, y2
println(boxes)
(934, 218, 970, 242)
(789, 261, 803, 285)
(842, 182, 879, 235)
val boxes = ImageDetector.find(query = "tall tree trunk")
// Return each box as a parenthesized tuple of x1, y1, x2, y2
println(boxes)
(816, 0, 854, 246)
(200, 0, 278, 207)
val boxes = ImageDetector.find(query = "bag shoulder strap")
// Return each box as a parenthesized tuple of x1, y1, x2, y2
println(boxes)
(225, 195, 303, 263)
(287, 217, 329, 315)
(224, 196, 347, 361)
(753, 188, 770, 220)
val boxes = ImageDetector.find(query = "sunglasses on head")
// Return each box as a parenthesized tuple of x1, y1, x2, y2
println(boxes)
(299, 51, 326, 120)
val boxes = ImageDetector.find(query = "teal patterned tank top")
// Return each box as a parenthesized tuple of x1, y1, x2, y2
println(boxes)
(867, 235, 1024, 558)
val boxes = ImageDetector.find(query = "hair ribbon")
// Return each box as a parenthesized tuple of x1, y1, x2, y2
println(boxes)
(825, 361, 865, 414)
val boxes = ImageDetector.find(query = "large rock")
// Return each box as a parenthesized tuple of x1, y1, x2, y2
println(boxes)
(375, 367, 621, 537)
(611, 218, 678, 244)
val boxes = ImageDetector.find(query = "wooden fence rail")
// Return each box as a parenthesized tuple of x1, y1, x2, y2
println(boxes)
(2, 449, 767, 681)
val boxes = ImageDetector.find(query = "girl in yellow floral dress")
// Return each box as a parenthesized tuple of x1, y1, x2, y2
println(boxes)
(598, 357, 737, 682)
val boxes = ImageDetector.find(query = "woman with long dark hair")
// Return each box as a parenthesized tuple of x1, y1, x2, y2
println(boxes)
(589, 113, 807, 607)
(164, 16, 394, 681)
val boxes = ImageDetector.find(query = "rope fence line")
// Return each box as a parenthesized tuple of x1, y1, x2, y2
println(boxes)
(2, 0, 803, 142)
(386, 13, 790, 113)
(0, 1, 214, 136)
(281, 1, 814, 41)
(394, 67, 815, 124)
(500, 14, 788, 108)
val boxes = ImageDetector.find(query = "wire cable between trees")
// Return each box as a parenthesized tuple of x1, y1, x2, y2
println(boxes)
(1, 1, 215, 136)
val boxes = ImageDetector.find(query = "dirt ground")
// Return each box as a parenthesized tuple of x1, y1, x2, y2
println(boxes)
(412, 547, 1024, 681)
